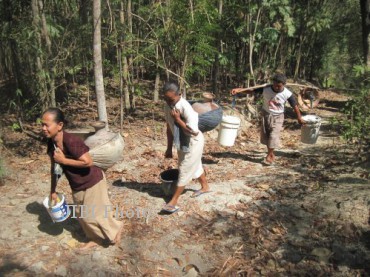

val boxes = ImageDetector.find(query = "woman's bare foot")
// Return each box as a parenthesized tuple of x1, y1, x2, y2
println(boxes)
(112, 223, 124, 245)
(265, 154, 275, 164)
(78, 240, 100, 251)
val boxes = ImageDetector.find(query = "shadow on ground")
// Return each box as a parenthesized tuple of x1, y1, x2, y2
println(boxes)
(190, 144, 370, 275)
(0, 254, 35, 276)
(210, 151, 263, 164)
(26, 201, 85, 242)
(320, 99, 347, 110)
(112, 180, 194, 203)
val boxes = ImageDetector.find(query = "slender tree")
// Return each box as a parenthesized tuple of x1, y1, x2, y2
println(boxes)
(93, 0, 108, 125)
(360, 0, 370, 66)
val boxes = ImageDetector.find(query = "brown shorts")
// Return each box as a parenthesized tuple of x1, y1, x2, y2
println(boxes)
(260, 111, 284, 148)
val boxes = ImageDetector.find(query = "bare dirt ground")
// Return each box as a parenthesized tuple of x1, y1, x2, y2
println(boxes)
(0, 89, 369, 276)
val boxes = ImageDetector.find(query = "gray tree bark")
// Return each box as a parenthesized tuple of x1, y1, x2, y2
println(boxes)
(360, 0, 370, 66)
(93, 0, 108, 126)
(153, 44, 160, 102)
(31, 0, 48, 110)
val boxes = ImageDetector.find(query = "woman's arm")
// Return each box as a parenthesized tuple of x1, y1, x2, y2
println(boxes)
(293, 105, 305, 125)
(288, 95, 305, 124)
(230, 88, 254, 95)
(49, 156, 58, 201)
(53, 149, 93, 168)
(171, 109, 198, 136)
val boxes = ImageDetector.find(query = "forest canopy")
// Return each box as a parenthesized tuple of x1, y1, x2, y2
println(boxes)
(0, 0, 368, 114)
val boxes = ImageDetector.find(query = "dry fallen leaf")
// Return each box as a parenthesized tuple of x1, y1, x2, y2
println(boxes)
(257, 184, 270, 190)
(271, 227, 283, 235)
(173, 257, 183, 267)
(183, 264, 200, 276)
(19, 160, 36, 165)
(66, 238, 78, 248)
(157, 267, 170, 272)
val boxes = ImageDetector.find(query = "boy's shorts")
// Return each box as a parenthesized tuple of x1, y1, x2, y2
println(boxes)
(260, 111, 284, 148)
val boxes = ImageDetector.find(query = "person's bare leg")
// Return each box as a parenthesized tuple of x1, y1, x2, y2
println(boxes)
(167, 186, 185, 207)
(203, 166, 209, 176)
(266, 147, 275, 163)
(197, 172, 210, 192)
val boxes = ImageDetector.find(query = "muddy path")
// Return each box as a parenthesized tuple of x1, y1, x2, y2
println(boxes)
(0, 90, 369, 276)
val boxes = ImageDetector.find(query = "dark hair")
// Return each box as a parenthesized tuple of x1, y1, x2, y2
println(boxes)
(43, 107, 67, 125)
(272, 73, 287, 84)
(162, 81, 180, 95)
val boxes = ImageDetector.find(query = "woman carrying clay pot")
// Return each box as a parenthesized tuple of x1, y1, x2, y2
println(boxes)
(41, 108, 123, 251)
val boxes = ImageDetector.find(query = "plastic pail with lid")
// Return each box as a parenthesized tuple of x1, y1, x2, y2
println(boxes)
(301, 115, 321, 144)
(217, 115, 241, 146)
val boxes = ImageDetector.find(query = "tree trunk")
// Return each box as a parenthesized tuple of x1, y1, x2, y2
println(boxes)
(126, 0, 134, 111)
(212, 0, 223, 97)
(127, 0, 133, 74)
(180, 49, 188, 98)
(123, 56, 131, 110)
(360, 0, 370, 66)
(120, 0, 131, 111)
(38, 0, 55, 107)
(212, 54, 220, 95)
(248, 8, 262, 82)
(153, 42, 160, 102)
(79, 0, 89, 25)
(93, 0, 108, 126)
(273, 34, 283, 68)
(294, 35, 304, 80)
(31, 0, 48, 110)
(189, 0, 194, 23)
(118, 47, 124, 131)
(154, 72, 160, 102)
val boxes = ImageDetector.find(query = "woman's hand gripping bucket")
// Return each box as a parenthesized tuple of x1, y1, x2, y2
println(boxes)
(43, 193, 71, 223)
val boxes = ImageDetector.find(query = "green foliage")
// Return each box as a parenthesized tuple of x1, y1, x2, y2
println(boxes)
(66, 65, 82, 76)
(45, 16, 64, 38)
(133, 83, 145, 97)
(0, 0, 365, 111)
(11, 122, 21, 132)
(318, 0, 362, 88)
(335, 65, 370, 150)
(340, 89, 370, 146)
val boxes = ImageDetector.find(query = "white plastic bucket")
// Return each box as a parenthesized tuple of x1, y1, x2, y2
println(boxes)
(43, 194, 71, 223)
(217, 115, 241, 146)
(301, 115, 321, 144)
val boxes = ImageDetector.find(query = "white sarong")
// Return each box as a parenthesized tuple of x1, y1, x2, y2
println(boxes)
(177, 132, 204, 186)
